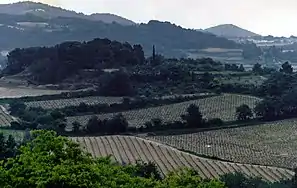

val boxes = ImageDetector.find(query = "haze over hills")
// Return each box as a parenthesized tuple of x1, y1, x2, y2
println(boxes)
(204, 24, 261, 38)
(0, 1, 135, 25)
(0, 2, 240, 57)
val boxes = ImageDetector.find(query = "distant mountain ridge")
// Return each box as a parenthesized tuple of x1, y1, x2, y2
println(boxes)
(204, 24, 260, 38)
(0, 11, 240, 57)
(0, 2, 241, 57)
(0, 1, 135, 25)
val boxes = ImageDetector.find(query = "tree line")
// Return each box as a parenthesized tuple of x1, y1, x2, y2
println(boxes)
(8, 94, 278, 136)
(49, 94, 217, 116)
(71, 103, 226, 135)
(8, 99, 224, 135)
(0, 133, 18, 160)
(3, 35, 270, 98)
(252, 62, 297, 121)
(230, 62, 297, 122)
(4, 38, 145, 84)
(3, 37, 244, 97)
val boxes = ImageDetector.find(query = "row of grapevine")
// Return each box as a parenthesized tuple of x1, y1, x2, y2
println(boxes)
(146, 119, 297, 169)
(25, 93, 216, 110)
(0, 105, 17, 127)
(71, 135, 294, 182)
(25, 96, 123, 109)
(67, 94, 261, 127)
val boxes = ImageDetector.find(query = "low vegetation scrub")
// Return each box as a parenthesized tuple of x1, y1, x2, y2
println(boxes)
(236, 104, 253, 121)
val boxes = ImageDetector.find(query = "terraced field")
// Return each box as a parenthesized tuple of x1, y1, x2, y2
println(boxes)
(25, 96, 123, 109)
(72, 135, 294, 182)
(145, 119, 297, 169)
(67, 94, 261, 127)
(0, 105, 17, 127)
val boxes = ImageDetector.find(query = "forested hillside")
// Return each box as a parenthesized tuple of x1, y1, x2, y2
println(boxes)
(0, 13, 240, 56)
(4, 38, 144, 84)
(0, 1, 135, 25)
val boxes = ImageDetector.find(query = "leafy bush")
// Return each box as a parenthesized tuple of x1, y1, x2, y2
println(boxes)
(0, 130, 227, 187)
(0, 133, 18, 160)
(9, 101, 26, 116)
(236, 104, 253, 121)
(181, 104, 204, 128)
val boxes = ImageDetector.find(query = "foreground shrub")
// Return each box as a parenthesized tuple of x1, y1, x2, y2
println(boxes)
(0, 130, 226, 188)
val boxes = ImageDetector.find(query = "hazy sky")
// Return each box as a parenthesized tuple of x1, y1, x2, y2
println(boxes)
(1, 0, 297, 36)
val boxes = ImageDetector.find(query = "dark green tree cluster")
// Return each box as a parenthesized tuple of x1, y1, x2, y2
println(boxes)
(242, 42, 262, 60)
(253, 66, 297, 120)
(252, 62, 289, 76)
(225, 64, 245, 72)
(280, 61, 293, 74)
(141, 104, 224, 132)
(256, 71, 295, 97)
(252, 63, 263, 74)
(83, 114, 128, 134)
(236, 104, 253, 121)
(134, 161, 162, 180)
(181, 104, 204, 128)
(5, 38, 145, 83)
(0, 133, 17, 160)
(254, 90, 297, 120)
(149, 45, 164, 66)
(99, 69, 135, 96)
(199, 72, 215, 89)
(9, 101, 67, 132)
(129, 58, 225, 96)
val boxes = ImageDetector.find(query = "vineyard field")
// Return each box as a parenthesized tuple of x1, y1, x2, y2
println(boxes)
(145, 119, 297, 169)
(67, 94, 261, 127)
(25, 93, 215, 109)
(0, 105, 17, 127)
(25, 96, 123, 109)
(71, 135, 294, 182)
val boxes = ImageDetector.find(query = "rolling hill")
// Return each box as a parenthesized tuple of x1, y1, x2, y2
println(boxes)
(0, 1, 135, 25)
(204, 24, 260, 38)
(0, 13, 240, 57)
(72, 135, 294, 182)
